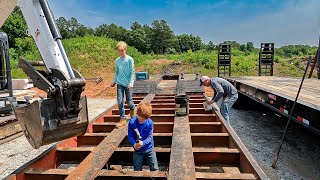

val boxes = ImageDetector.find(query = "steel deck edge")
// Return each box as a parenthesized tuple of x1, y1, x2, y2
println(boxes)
(203, 93, 268, 179)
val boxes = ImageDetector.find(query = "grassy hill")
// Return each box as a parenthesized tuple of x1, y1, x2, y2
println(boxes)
(9, 35, 317, 79)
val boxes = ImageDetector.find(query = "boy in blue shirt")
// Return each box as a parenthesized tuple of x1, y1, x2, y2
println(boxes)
(128, 102, 159, 171)
(111, 41, 135, 128)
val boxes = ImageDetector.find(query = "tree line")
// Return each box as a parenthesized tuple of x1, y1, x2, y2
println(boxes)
(0, 8, 317, 57)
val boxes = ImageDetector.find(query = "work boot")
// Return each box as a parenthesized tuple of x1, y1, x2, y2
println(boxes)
(130, 109, 136, 118)
(116, 118, 127, 128)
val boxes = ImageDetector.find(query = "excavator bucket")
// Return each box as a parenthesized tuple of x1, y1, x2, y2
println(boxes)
(13, 97, 88, 149)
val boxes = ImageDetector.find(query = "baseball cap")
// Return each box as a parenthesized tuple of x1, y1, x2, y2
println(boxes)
(199, 76, 209, 86)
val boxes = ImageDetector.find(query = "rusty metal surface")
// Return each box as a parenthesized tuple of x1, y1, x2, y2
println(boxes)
(203, 93, 268, 179)
(7, 74, 267, 180)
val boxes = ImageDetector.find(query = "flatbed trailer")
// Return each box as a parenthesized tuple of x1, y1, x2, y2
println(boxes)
(226, 76, 320, 134)
(5, 74, 267, 180)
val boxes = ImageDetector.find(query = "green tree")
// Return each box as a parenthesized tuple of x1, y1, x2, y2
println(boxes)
(239, 44, 246, 51)
(223, 41, 240, 50)
(142, 24, 153, 53)
(246, 42, 254, 52)
(207, 41, 216, 51)
(176, 34, 202, 52)
(95, 23, 129, 41)
(56, 17, 70, 38)
(0, 7, 27, 48)
(128, 28, 147, 53)
(95, 24, 108, 36)
(131, 22, 142, 31)
(56, 17, 92, 38)
(150, 20, 174, 54)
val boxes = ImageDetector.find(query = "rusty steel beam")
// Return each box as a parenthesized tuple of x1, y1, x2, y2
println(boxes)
(189, 122, 222, 133)
(189, 99, 206, 103)
(191, 133, 229, 147)
(65, 94, 155, 180)
(189, 103, 204, 108)
(25, 168, 168, 180)
(153, 96, 175, 99)
(104, 115, 121, 122)
(149, 114, 175, 122)
(112, 108, 176, 115)
(92, 122, 174, 133)
(203, 93, 267, 178)
(57, 147, 171, 163)
(151, 99, 175, 103)
(195, 172, 256, 180)
(149, 103, 175, 108)
(77, 133, 173, 147)
(193, 149, 240, 167)
(114, 108, 212, 115)
(168, 116, 196, 179)
(104, 114, 176, 123)
(189, 108, 212, 114)
(188, 114, 217, 122)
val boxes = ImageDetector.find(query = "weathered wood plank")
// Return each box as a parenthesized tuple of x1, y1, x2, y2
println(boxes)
(168, 116, 196, 180)
(226, 76, 320, 110)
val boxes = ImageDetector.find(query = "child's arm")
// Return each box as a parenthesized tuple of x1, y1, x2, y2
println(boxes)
(128, 122, 136, 147)
(142, 121, 153, 146)
(128, 58, 135, 87)
(113, 60, 118, 84)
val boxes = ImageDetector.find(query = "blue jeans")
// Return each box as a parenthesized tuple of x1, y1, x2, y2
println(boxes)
(117, 84, 135, 118)
(133, 148, 159, 171)
(221, 93, 238, 123)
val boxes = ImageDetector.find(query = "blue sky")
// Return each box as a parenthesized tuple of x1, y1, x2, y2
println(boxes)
(49, 0, 320, 47)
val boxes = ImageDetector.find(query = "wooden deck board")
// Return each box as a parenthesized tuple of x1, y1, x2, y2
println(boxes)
(168, 116, 196, 179)
(227, 76, 320, 111)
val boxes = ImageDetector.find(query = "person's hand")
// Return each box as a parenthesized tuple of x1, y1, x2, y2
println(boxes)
(134, 141, 143, 150)
(134, 143, 141, 150)
(111, 83, 116, 87)
(128, 85, 133, 89)
(138, 140, 143, 147)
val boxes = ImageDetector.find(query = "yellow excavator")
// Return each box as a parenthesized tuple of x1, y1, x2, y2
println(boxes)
(0, 0, 88, 149)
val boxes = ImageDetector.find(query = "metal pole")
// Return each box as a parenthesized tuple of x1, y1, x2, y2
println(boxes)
(39, 0, 75, 79)
(271, 56, 312, 168)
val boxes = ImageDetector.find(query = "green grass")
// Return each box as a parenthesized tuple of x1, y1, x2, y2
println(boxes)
(9, 35, 315, 79)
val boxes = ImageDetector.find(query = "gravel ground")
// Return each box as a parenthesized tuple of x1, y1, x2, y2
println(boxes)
(230, 96, 320, 180)
(0, 98, 116, 179)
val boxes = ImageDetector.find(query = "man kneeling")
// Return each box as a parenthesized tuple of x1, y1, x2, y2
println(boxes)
(128, 102, 159, 171)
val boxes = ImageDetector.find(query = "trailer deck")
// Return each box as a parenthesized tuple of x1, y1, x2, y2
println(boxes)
(5, 74, 267, 180)
(226, 76, 320, 134)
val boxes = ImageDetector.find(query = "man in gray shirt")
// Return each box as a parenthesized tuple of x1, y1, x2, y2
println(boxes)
(200, 76, 238, 123)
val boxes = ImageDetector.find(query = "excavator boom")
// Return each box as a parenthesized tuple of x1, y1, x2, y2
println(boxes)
(0, 0, 88, 149)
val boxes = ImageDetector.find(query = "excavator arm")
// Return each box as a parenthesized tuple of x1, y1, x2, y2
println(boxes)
(0, 0, 88, 149)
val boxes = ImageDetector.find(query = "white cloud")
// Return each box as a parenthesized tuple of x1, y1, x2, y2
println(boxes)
(173, 0, 320, 46)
